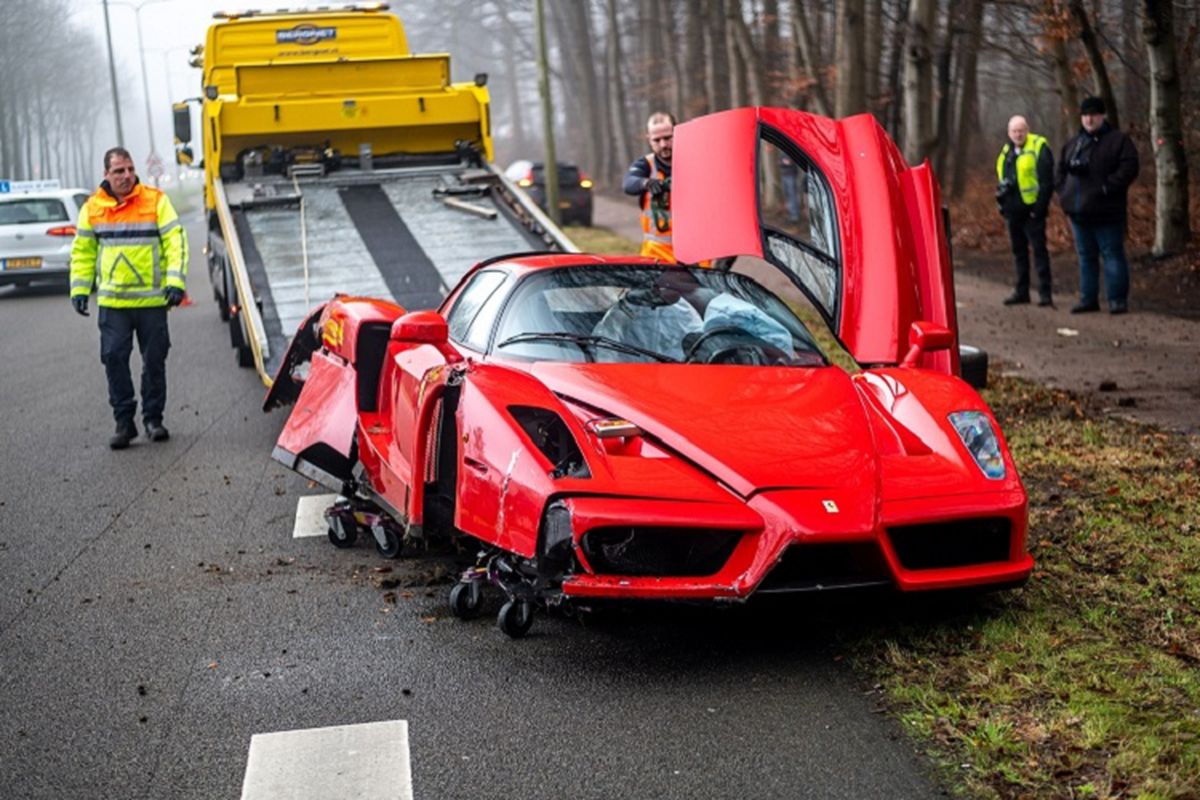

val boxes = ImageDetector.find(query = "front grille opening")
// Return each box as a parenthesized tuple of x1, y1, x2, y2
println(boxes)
(756, 543, 890, 593)
(887, 518, 1012, 570)
(580, 527, 741, 577)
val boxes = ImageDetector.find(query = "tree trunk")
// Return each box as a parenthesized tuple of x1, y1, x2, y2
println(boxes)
(553, 0, 602, 177)
(931, 13, 955, 177)
(835, 0, 867, 117)
(1068, 0, 1119, 130)
(884, 0, 910, 138)
(535, 0, 560, 224)
(682, 0, 708, 117)
(1048, 33, 1077, 147)
(1142, 0, 1190, 255)
(792, 3, 832, 116)
(949, 0, 982, 198)
(605, 0, 633, 180)
(500, 13, 528, 159)
(728, 0, 764, 106)
(658, 1, 686, 121)
(864, 0, 883, 113)
(902, 0, 936, 165)
(725, 0, 747, 108)
(761, 0, 781, 101)
(704, 0, 732, 111)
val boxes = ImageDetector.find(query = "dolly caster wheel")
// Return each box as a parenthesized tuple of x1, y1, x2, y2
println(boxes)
(374, 525, 402, 559)
(497, 599, 534, 639)
(327, 516, 360, 548)
(449, 581, 484, 620)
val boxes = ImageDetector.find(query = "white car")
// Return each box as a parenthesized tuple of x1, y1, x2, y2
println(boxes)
(0, 188, 90, 289)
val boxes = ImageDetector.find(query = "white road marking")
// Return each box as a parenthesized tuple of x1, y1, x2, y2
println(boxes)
(293, 493, 339, 538)
(241, 719, 413, 799)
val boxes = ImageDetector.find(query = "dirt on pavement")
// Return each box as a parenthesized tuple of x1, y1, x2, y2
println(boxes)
(592, 192, 1199, 439)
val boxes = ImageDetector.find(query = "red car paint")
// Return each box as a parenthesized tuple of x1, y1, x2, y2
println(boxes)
(265, 108, 1032, 631)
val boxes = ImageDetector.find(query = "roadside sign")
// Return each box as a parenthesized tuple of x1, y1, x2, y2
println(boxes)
(0, 179, 62, 193)
(147, 152, 165, 179)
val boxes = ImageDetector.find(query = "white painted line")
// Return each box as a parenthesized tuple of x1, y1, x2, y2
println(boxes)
(241, 719, 412, 800)
(293, 493, 339, 539)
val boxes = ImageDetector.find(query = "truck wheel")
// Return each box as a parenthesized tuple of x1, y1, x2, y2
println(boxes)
(959, 345, 988, 390)
(217, 263, 231, 322)
(229, 310, 255, 368)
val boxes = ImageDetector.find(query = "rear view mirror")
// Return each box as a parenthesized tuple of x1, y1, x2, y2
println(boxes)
(901, 320, 954, 368)
(391, 310, 448, 343)
(173, 103, 192, 147)
(390, 311, 462, 363)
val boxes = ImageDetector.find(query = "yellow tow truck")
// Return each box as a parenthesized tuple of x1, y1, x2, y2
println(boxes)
(173, 3, 574, 383)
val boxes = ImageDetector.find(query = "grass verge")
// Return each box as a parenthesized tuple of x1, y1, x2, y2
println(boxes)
(841, 377, 1200, 799)
(563, 222, 1199, 796)
(564, 225, 641, 255)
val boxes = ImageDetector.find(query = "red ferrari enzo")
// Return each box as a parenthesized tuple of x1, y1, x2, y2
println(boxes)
(265, 108, 1032, 637)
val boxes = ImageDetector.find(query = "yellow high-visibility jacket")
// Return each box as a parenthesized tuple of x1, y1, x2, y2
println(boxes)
(70, 181, 188, 308)
(996, 134, 1049, 206)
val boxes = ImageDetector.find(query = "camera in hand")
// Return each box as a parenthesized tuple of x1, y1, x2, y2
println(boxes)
(995, 178, 1016, 200)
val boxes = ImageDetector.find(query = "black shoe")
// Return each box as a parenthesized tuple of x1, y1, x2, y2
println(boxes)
(1109, 301, 1128, 315)
(1037, 295, 1054, 307)
(110, 421, 137, 450)
(1003, 292, 1030, 306)
(1070, 301, 1100, 314)
(146, 422, 170, 442)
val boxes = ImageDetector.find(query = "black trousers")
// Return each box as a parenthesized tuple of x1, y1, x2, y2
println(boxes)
(1005, 209, 1052, 299)
(98, 305, 171, 427)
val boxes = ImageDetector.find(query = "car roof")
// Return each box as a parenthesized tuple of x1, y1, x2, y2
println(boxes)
(0, 189, 89, 203)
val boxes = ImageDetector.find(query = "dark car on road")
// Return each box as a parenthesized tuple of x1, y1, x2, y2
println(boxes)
(505, 160, 594, 227)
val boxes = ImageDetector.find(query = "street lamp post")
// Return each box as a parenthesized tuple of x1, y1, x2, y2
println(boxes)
(101, 0, 125, 147)
(107, 0, 175, 186)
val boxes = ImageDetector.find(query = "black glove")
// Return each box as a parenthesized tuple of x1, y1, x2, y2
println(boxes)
(71, 295, 89, 317)
(164, 287, 186, 307)
(644, 178, 667, 197)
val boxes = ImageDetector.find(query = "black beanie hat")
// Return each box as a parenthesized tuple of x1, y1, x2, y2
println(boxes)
(1080, 96, 1106, 115)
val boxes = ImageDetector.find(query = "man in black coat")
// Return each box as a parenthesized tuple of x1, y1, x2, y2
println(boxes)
(1055, 96, 1140, 314)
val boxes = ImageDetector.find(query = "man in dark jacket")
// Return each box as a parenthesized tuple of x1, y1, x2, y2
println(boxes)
(1056, 96, 1140, 314)
(996, 115, 1054, 306)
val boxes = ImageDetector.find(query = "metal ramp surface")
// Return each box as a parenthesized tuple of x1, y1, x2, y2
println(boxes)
(237, 172, 545, 377)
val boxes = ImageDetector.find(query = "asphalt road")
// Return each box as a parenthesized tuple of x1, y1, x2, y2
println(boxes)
(0, 211, 946, 799)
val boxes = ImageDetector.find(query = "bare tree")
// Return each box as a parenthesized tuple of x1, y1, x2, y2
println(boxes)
(949, 0, 983, 198)
(835, 0, 867, 117)
(792, 2, 833, 116)
(1068, 0, 1119, 129)
(604, 0, 634, 177)
(1141, 0, 1190, 255)
(902, 0, 937, 164)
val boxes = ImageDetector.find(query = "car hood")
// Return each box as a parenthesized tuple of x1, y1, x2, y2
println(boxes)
(529, 363, 877, 498)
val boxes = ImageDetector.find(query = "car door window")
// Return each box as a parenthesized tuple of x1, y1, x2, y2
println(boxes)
(758, 132, 841, 322)
(446, 269, 510, 351)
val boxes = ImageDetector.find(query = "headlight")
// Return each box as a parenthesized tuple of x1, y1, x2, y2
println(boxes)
(948, 411, 1006, 480)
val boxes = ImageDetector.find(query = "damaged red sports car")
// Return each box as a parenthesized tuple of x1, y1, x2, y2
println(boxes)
(264, 107, 1033, 638)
